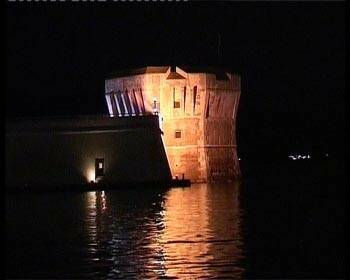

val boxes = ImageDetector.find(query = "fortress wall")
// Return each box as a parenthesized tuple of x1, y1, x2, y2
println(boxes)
(160, 73, 207, 181)
(6, 116, 171, 188)
(203, 74, 241, 180)
(104, 68, 241, 182)
(162, 117, 201, 180)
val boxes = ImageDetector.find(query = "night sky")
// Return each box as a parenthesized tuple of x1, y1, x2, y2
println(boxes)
(6, 3, 345, 160)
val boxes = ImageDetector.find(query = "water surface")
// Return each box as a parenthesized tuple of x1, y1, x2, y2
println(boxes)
(6, 183, 244, 279)
(6, 160, 344, 279)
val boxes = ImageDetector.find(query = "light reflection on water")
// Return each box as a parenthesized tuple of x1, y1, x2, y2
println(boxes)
(6, 161, 345, 278)
(6, 182, 244, 279)
(84, 182, 244, 279)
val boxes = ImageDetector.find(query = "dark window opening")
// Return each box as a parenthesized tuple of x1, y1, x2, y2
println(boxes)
(95, 158, 104, 179)
(174, 101, 181, 108)
(175, 130, 182, 138)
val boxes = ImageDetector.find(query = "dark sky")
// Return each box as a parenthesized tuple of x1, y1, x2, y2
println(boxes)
(6, 3, 345, 158)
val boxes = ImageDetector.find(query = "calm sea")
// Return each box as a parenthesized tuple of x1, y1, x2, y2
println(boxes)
(5, 160, 344, 279)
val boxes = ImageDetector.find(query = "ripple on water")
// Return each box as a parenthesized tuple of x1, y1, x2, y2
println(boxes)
(6, 182, 244, 279)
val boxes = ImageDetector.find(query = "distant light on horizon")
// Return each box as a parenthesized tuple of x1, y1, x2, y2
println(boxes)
(288, 154, 312, 161)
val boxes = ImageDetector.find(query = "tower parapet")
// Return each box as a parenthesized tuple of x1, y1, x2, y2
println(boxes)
(105, 66, 241, 182)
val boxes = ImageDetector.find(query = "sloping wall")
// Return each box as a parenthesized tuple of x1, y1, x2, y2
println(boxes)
(5, 116, 171, 188)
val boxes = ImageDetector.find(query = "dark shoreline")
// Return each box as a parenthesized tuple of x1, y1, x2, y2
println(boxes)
(6, 179, 192, 195)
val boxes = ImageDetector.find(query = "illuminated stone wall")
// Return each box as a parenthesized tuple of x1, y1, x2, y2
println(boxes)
(105, 66, 241, 182)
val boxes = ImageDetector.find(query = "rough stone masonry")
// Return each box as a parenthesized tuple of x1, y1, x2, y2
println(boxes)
(105, 66, 241, 182)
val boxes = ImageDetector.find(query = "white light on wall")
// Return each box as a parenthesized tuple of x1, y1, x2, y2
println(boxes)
(105, 94, 113, 116)
(87, 168, 95, 183)
(153, 97, 158, 114)
(158, 113, 163, 130)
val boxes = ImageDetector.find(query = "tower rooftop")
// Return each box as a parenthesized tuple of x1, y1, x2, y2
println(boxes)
(106, 66, 237, 79)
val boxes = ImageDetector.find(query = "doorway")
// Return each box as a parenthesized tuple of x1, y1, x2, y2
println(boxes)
(95, 158, 104, 181)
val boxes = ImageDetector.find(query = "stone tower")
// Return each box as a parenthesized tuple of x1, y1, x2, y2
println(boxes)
(105, 66, 241, 182)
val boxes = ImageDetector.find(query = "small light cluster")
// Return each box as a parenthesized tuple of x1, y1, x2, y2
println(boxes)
(288, 154, 311, 161)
